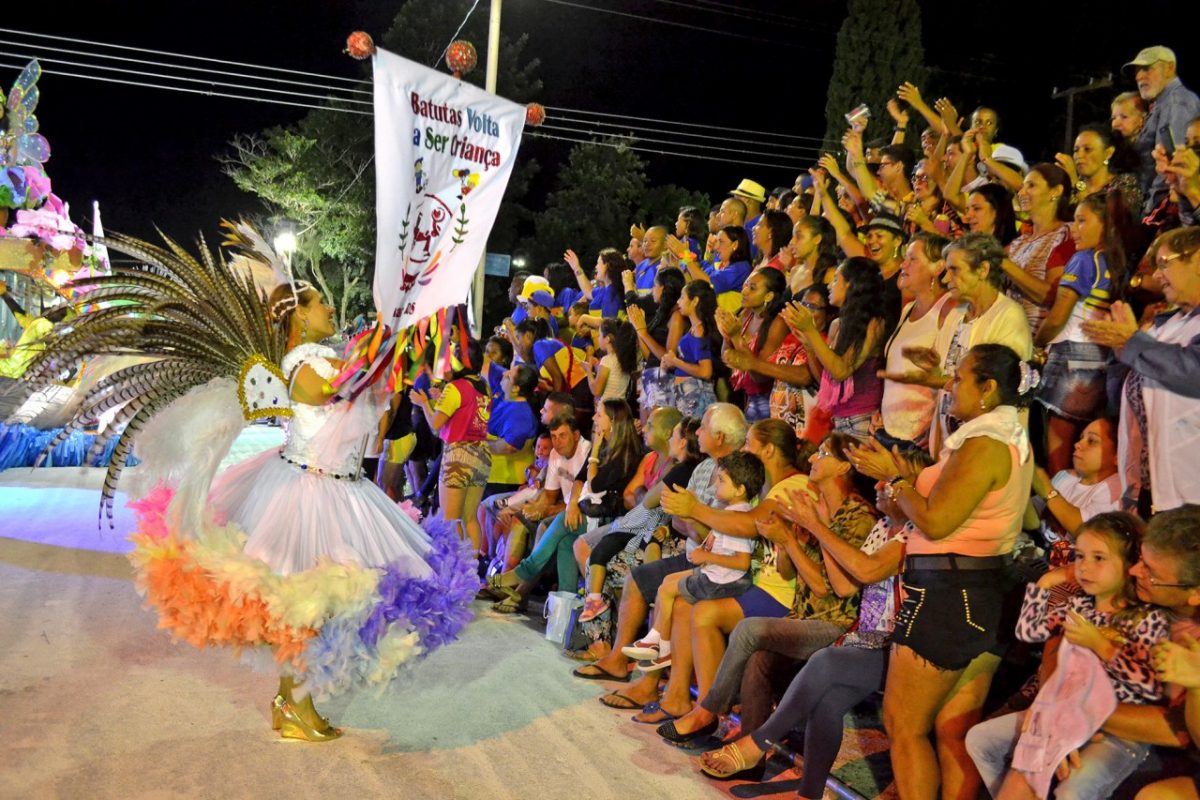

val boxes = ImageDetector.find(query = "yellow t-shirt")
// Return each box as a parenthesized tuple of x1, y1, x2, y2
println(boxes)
(752, 472, 819, 608)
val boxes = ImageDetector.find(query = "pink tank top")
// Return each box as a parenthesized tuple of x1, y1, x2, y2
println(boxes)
(907, 442, 1032, 556)
(441, 378, 490, 443)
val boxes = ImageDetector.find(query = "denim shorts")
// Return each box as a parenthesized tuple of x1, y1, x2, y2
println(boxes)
(1037, 341, 1109, 421)
(744, 393, 771, 422)
(679, 568, 752, 603)
(675, 376, 717, 418)
(640, 367, 675, 413)
(892, 557, 1008, 671)
(631, 554, 690, 602)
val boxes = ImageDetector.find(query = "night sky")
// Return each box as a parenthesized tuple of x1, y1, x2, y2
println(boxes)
(3, 0, 1197, 247)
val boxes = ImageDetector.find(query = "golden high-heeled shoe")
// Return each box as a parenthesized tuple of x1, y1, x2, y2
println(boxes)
(278, 700, 342, 742)
(271, 694, 285, 731)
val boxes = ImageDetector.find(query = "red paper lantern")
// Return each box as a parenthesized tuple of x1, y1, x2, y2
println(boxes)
(345, 31, 375, 60)
(446, 40, 477, 78)
(525, 103, 546, 127)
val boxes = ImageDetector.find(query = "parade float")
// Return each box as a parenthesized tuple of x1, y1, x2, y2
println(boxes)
(0, 59, 123, 469)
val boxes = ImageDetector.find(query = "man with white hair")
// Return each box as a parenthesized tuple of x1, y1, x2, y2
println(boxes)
(574, 403, 748, 701)
(1125, 45, 1200, 215)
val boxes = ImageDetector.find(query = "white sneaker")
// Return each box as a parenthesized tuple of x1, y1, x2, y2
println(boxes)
(637, 653, 672, 672)
(621, 639, 659, 660)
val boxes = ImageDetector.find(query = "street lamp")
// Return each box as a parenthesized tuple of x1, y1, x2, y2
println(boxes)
(273, 226, 297, 273)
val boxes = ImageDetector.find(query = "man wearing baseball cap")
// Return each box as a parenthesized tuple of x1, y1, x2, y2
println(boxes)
(1124, 45, 1200, 215)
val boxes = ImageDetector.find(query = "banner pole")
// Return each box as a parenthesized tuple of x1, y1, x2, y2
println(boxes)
(471, 0, 503, 338)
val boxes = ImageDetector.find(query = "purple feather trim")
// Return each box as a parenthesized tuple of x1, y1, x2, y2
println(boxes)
(358, 516, 480, 650)
(300, 517, 480, 698)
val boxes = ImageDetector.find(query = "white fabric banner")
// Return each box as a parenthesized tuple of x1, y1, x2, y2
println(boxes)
(372, 48, 525, 329)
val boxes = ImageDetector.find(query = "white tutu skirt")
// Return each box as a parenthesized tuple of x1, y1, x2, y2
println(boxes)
(126, 448, 479, 699)
(210, 449, 434, 578)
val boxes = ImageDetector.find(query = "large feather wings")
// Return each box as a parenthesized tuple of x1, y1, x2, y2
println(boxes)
(22, 229, 287, 524)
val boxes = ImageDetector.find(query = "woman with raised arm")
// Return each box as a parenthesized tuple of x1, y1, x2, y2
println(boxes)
(1003, 163, 1076, 332)
(877, 232, 954, 447)
(1035, 191, 1135, 473)
(781, 257, 892, 440)
(961, 183, 1018, 246)
(625, 267, 685, 422)
(412, 338, 492, 555)
(717, 266, 788, 422)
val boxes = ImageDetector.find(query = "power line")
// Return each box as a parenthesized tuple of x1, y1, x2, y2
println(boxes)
(0, 60, 370, 115)
(0, 57, 827, 165)
(0, 32, 835, 150)
(534, 0, 806, 49)
(0, 48, 372, 108)
(551, 114, 827, 153)
(545, 104, 832, 144)
(540, 121, 814, 163)
(0, 36, 370, 97)
(685, 0, 808, 25)
(640, 0, 804, 29)
(524, 129, 802, 172)
(0, 26, 367, 86)
(434, 0, 484, 69)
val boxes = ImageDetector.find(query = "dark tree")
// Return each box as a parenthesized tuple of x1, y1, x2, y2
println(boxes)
(526, 140, 647, 268)
(823, 0, 929, 150)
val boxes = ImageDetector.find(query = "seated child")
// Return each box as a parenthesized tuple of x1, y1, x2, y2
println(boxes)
(622, 450, 766, 670)
(966, 512, 1170, 799)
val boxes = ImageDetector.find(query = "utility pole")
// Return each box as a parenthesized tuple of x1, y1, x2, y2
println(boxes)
(470, 0, 503, 337)
(1051, 74, 1113, 153)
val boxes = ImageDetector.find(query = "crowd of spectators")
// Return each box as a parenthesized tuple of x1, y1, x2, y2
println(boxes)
(380, 44, 1200, 800)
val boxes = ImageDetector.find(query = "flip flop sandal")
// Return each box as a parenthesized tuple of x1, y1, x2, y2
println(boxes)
(491, 595, 526, 614)
(657, 717, 719, 743)
(631, 700, 676, 725)
(479, 574, 512, 601)
(571, 664, 630, 682)
(698, 743, 767, 781)
(598, 692, 642, 710)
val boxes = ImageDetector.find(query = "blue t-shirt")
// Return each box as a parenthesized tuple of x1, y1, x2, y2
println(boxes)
(675, 331, 713, 378)
(557, 287, 581, 312)
(590, 284, 623, 318)
(703, 259, 752, 294)
(487, 399, 539, 484)
(634, 258, 660, 291)
(486, 361, 506, 400)
(531, 338, 564, 371)
(1059, 249, 1112, 309)
(488, 399, 538, 449)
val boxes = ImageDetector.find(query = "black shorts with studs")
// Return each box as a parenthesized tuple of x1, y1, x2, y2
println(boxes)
(891, 555, 1011, 672)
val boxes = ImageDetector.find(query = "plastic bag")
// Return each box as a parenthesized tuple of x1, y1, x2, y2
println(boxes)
(543, 590, 580, 645)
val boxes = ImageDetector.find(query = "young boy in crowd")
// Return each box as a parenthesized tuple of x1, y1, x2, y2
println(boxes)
(623, 451, 766, 670)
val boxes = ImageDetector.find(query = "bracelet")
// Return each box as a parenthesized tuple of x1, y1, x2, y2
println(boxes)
(1045, 489, 1060, 502)
(588, 457, 600, 464)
